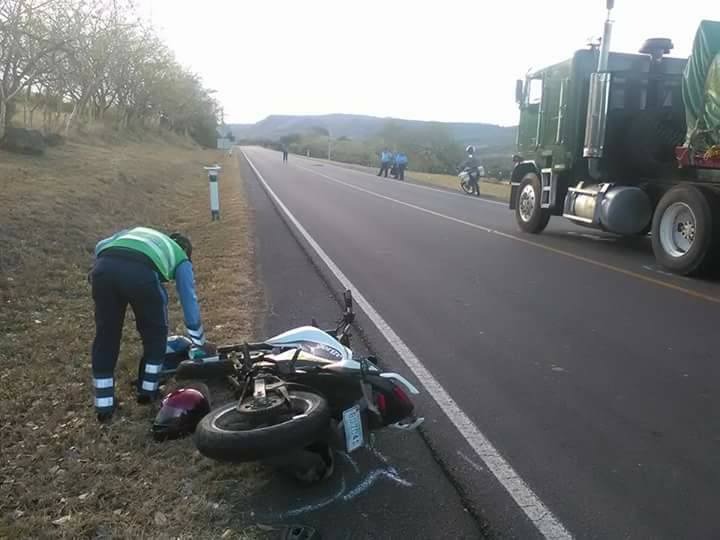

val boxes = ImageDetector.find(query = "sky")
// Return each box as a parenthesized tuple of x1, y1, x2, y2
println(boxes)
(137, 0, 717, 126)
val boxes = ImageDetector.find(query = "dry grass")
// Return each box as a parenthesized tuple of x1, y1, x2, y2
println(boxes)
(0, 138, 267, 538)
(406, 171, 511, 201)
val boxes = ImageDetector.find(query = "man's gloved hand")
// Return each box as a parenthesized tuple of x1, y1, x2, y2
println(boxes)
(189, 342, 217, 360)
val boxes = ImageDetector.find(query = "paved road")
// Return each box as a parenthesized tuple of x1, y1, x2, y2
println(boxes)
(241, 146, 720, 539)
(239, 153, 481, 540)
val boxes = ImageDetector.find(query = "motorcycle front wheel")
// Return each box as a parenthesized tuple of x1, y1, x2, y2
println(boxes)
(194, 391, 330, 463)
(460, 181, 474, 195)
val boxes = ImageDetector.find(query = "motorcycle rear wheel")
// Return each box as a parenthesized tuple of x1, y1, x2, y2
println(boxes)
(194, 391, 330, 462)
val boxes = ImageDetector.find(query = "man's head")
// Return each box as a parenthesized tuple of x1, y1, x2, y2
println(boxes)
(170, 232, 192, 260)
(465, 145, 476, 156)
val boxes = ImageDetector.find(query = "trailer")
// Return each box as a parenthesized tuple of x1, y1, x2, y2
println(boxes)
(510, 1, 720, 276)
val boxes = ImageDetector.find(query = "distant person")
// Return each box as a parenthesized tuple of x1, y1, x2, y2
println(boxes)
(394, 152, 408, 180)
(459, 145, 482, 196)
(282, 146, 289, 163)
(377, 149, 393, 177)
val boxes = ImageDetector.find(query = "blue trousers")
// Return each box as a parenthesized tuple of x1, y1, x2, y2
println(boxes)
(90, 255, 168, 413)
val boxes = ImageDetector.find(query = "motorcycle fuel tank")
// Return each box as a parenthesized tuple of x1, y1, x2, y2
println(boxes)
(266, 326, 352, 362)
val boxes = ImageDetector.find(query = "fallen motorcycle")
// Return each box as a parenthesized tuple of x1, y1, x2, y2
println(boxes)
(171, 290, 422, 464)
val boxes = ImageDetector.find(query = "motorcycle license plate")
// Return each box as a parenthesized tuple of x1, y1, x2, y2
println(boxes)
(342, 404, 364, 453)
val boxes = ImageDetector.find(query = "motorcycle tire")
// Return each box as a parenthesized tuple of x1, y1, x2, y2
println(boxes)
(175, 358, 236, 380)
(194, 391, 330, 463)
(460, 181, 474, 195)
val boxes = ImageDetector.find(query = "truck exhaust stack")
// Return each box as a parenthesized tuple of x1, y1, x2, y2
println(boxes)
(583, 1, 615, 178)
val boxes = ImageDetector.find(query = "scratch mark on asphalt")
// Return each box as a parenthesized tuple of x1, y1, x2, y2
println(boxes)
(457, 450, 485, 473)
(342, 469, 413, 501)
(274, 450, 412, 520)
(279, 474, 347, 518)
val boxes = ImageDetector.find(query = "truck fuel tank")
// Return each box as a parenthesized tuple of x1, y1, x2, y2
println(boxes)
(599, 186, 652, 235)
(565, 184, 651, 235)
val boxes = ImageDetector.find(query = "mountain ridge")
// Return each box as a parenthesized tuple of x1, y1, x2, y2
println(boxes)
(229, 113, 516, 147)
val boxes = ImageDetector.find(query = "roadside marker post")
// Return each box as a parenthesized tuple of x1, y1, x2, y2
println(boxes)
(204, 165, 222, 221)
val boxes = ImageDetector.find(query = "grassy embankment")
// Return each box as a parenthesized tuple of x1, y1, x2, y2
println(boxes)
(0, 133, 267, 538)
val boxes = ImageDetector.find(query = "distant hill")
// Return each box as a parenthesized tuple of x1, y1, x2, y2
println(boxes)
(229, 114, 516, 147)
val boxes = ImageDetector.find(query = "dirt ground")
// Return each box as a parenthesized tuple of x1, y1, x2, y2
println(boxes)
(0, 137, 267, 538)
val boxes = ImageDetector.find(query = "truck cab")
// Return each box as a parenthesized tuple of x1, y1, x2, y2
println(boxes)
(509, 11, 720, 276)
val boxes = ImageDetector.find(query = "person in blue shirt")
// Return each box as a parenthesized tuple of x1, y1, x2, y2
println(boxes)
(377, 149, 393, 177)
(89, 227, 215, 422)
(394, 152, 408, 180)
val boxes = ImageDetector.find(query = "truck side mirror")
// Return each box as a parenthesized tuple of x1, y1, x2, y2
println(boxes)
(515, 79, 524, 105)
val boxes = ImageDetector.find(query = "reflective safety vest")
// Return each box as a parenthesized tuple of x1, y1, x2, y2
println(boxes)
(97, 227, 188, 281)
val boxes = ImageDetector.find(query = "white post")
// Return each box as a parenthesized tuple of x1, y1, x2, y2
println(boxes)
(204, 165, 222, 221)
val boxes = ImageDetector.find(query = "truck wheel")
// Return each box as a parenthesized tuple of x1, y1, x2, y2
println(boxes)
(515, 173, 551, 233)
(651, 185, 717, 275)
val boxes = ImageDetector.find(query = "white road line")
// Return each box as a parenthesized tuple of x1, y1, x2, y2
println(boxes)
(243, 149, 573, 540)
(290, 152, 508, 207)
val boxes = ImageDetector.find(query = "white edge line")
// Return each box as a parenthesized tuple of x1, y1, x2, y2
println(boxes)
(292, 152, 508, 207)
(241, 149, 573, 540)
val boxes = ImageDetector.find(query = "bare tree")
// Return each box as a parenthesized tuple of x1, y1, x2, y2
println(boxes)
(0, 0, 219, 144)
(0, 0, 79, 138)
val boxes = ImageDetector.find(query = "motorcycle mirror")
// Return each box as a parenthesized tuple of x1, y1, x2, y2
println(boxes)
(344, 290, 353, 311)
(606, 0, 614, 10)
(515, 79, 524, 105)
(343, 290, 355, 325)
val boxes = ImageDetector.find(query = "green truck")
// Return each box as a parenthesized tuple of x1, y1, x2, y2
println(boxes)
(510, 1, 720, 275)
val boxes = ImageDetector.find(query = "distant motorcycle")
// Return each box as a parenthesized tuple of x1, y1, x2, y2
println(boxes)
(174, 291, 423, 466)
(458, 165, 485, 196)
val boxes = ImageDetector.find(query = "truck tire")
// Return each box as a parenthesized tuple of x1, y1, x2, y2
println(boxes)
(194, 391, 330, 463)
(515, 173, 551, 233)
(651, 185, 718, 275)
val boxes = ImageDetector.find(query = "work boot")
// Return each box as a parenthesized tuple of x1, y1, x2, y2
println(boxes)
(136, 393, 158, 405)
(97, 409, 114, 424)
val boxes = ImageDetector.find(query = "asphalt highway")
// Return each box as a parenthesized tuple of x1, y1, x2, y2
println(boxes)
(242, 146, 720, 539)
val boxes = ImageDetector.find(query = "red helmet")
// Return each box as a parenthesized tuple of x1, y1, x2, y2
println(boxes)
(152, 387, 210, 441)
